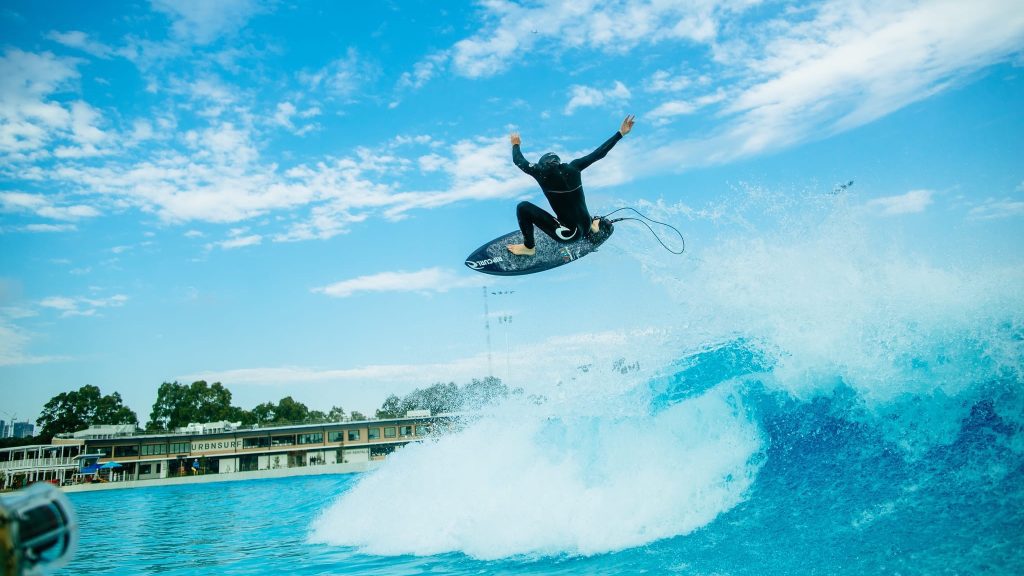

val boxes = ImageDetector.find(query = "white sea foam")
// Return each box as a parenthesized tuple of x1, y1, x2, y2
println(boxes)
(626, 191, 1024, 404)
(619, 189, 1024, 454)
(309, 384, 763, 559)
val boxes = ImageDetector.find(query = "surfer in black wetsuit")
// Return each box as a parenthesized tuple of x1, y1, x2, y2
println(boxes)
(507, 114, 635, 256)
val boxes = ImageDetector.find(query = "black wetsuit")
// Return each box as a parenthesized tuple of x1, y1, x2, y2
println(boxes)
(512, 131, 623, 249)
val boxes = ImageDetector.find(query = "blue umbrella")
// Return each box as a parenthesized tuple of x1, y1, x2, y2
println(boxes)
(100, 462, 122, 469)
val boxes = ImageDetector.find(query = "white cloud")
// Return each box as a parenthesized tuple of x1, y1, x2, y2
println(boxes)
(208, 229, 262, 250)
(301, 48, 379, 100)
(39, 293, 128, 318)
(273, 102, 297, 128)
(564, 81, 631, 115)
(46, 30, 115, 59)
(313, 267, 481, 298)
(723, 0, 1024, 155)
(19, 223, 78, 233)
(0, 320, 64, 366)
(967, 198, 1024, 220)
(134, 118, 155, 139)
(867, 190, 934, 216)
(398, 52, 450, 91)
(45, 29, 114, 58)
(640, 0, 1024, 173)
(446, 0, 744, 79)
(0, 191, 101, 221)
(272, 101, 320, 136)
(0, 48, 79, 156)
(647, 90, 727, 124)
(182, 76, 240, 118)
(644, 69, 698, 93)
(150, 0, 263, 45)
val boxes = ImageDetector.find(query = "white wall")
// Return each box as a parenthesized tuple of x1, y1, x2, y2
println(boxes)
(219, 457, 238, 474)
(342, 448, 369, 463)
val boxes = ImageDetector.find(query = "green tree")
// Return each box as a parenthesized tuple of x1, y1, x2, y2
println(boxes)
(326, 406, 346, 422)
(147, 381, 240, 431)
(349, 411, 367, 421)
(248, 402, 277, 425)
(242, 397, 314, 425)
(36, 385, 138, 441)
(272, 396, 310, 423)
(375, 395, 403, 419)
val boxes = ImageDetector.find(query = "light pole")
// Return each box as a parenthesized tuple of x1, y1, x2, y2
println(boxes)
(490, 290, 515, 383)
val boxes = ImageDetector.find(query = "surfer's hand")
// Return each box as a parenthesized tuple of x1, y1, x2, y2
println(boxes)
(619, 114, 635, 136)
(510, 132, 521, 146)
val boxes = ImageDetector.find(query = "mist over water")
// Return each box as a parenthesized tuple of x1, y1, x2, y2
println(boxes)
(310, 189, 1024, 568)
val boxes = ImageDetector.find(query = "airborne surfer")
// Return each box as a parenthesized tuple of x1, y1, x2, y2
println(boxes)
(506, 114, 635, 256)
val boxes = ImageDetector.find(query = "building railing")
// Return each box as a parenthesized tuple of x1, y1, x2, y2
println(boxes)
(0, 457, 79, 472)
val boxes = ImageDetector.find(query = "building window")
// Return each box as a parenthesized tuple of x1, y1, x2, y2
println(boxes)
(328, 431, 344, 442)
(347, 430, 360, 441)
(169, 442, 190, 454)
(141, 444, 167, 456)
(239, 455, 259, 472)
(367, 428, 380, 440)
(139, 464, 152, 475)
(298, 433, 323, 445)
(95, 446, 113, 458)
(399, 426, 412, 436)
(415, 425, 429, 436)
(243, 436, 269, 449)
(384, 427, 396, 438)
(271, 435, 295, 446)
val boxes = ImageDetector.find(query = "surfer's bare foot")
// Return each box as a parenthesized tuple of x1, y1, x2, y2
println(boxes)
(591, 218, 600, 233)
(507, 244, 536, 256)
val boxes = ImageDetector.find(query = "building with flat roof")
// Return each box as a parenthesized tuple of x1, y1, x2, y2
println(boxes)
(1, 412, 446, 492)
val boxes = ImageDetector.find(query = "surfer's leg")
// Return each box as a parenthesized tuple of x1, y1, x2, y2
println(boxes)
(517, 201, 554, 248)
(510, 201, 556, 255)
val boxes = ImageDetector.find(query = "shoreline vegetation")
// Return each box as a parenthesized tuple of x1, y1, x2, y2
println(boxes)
(3, 376, 514, 449)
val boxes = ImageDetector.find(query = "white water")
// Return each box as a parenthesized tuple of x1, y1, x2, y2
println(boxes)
(310, 383, 762, 559)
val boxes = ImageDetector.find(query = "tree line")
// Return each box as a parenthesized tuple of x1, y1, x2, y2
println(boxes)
(14, 376, 513, 444)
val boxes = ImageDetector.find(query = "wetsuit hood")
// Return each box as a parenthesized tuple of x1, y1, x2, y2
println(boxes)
(538, 152, 560, 167)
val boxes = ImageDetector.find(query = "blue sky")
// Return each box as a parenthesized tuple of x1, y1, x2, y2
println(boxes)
(2, 0, 1023, 425)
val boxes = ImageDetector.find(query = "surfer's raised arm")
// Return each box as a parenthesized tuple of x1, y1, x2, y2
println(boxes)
(511, 131, 539, 176)
(570, 115, 636, 171)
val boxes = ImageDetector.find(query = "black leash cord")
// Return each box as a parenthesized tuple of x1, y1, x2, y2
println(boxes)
(600, 207, 686, 254)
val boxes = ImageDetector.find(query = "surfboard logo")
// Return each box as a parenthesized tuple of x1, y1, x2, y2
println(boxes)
(466, 256, 504, 270)
(555, 225, 577, 240)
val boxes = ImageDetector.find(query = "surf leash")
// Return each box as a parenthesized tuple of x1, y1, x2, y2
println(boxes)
(601, 207, 686, 254)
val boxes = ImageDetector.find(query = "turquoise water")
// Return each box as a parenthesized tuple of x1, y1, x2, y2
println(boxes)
(65, 203, 1024, 574)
